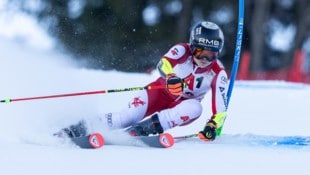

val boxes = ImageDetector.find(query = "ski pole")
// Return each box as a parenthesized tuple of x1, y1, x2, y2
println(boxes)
(0, 85, 166, 103)
(174, 0, 245, 140)
(173, 134, 198, 140)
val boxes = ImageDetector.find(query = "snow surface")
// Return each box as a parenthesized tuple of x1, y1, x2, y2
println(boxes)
(1, 39, 310, 175)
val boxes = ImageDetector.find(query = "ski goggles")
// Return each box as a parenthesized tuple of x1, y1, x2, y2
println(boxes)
(196, 55, 217, 61)
(194, 48, 218, 61)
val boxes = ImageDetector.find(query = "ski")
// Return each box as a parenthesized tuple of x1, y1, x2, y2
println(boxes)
(70, 132, 174, 149)
(70, 133, 105, 149)
(133, 133, 174, 148)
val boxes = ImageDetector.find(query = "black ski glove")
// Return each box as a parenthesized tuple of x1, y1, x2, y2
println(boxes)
(166, 74, 183, 96)
(198, 120, 217, 141)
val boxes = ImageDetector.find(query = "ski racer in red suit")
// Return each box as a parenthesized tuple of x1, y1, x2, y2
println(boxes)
(61, 21, 228, 141)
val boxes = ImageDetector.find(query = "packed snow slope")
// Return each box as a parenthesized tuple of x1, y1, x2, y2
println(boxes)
(0, 39, 310, 175)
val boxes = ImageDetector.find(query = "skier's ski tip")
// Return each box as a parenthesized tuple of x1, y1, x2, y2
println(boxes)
(159, 133, 174, 148)
(88, 133, 105, 149)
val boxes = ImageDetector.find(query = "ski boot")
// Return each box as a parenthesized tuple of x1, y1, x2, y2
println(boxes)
(54, 120, 88, 138)
(127, 114, 164, 136)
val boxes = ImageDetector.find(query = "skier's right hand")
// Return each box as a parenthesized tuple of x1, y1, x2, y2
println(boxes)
(166, 74, 183, 96)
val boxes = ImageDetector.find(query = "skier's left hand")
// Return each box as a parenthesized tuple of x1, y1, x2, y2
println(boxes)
(198, 120, 217, 141)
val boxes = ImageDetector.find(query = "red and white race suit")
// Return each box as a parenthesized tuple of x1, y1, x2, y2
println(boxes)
(96, 43, 228, 131)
